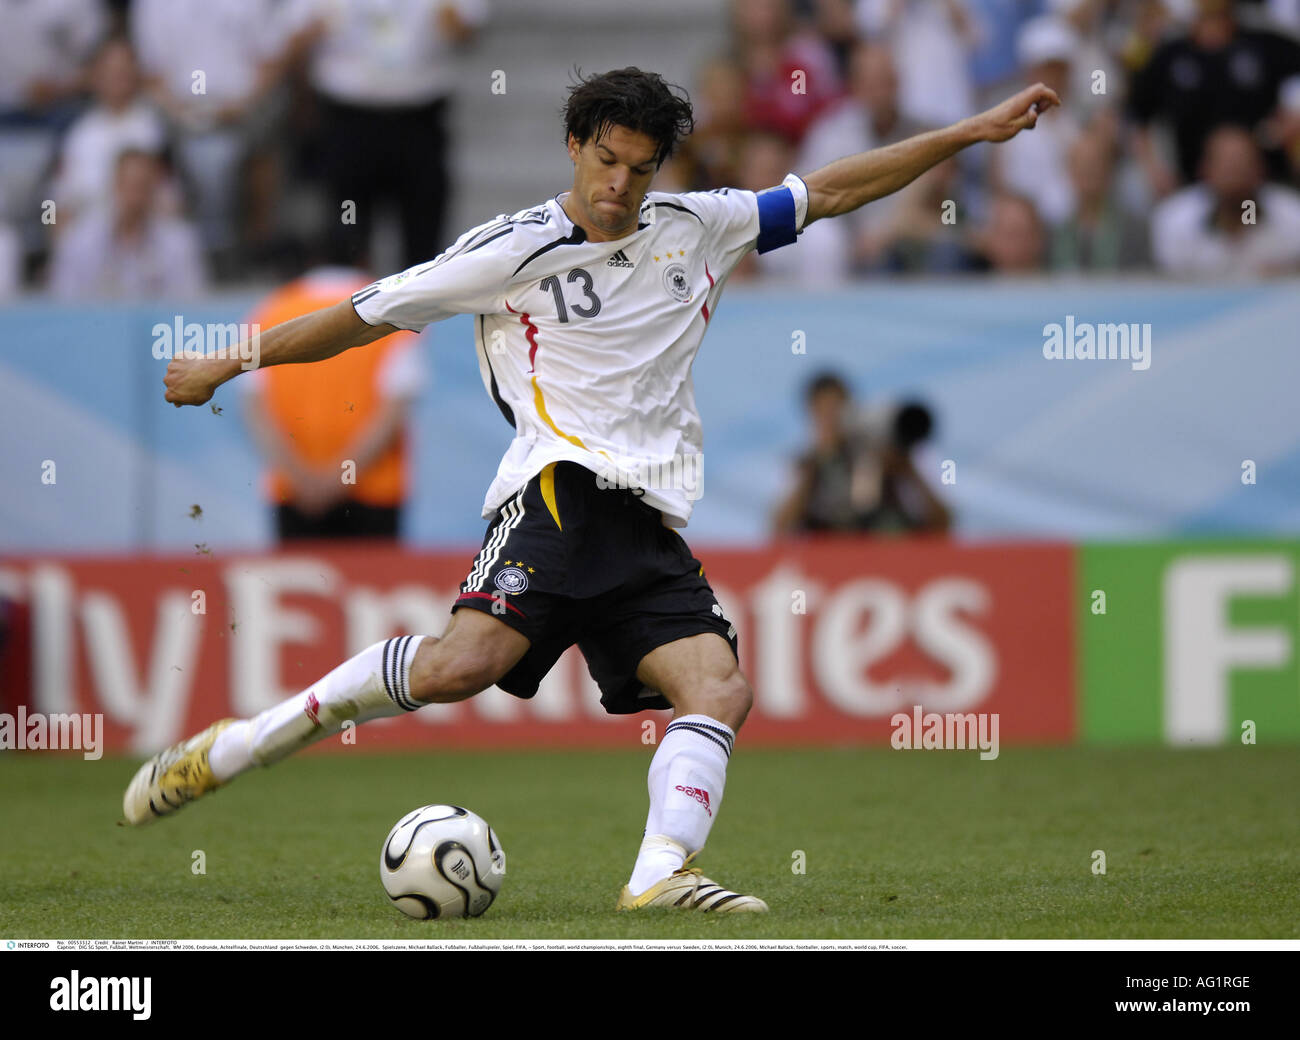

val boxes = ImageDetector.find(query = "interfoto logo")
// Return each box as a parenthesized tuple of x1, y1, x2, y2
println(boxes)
(1042, 315, 1151, 371)
(0, 708, 102, 760)
(50, 972, 151, 1020)
(595, 453, 704, 501)
(151, 315, 261, 370)
(890, 706, 999, 761)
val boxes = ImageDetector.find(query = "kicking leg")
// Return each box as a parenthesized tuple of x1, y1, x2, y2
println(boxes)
(210, 609, 528, 777)
(122, 610, 527, 825)
(616, 632, 766, 912)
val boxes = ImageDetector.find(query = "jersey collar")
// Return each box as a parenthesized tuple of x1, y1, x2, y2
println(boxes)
(552, 191, 655, 235)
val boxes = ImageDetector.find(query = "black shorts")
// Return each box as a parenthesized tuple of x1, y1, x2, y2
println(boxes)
(451, 461, 738, 714)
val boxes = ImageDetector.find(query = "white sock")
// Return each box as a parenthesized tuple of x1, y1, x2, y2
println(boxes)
(209, 635, 425, 781)
(627, 714, 734, 896)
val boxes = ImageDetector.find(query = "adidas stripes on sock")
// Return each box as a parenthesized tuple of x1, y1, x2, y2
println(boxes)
(209, 635, 425, 782)
(627, 714, 735, 896)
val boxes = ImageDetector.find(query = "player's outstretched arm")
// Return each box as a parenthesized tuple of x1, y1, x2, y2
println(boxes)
(802, 82, 1061, 226)
(162, 300, 397, 407)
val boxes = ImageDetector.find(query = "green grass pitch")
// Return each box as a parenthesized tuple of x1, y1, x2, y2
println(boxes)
(1, 746, 1297, 939)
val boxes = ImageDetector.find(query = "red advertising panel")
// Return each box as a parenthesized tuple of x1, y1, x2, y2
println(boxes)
(0, 538, 1075, 751)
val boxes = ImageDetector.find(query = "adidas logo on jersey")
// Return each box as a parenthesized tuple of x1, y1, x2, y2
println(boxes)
(606, 249, 635, 268)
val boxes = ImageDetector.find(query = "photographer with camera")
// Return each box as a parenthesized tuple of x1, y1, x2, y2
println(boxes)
(773, 371, 952, 536)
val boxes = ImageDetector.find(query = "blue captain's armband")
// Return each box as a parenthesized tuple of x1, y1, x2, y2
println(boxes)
(755, 185, 798, 254)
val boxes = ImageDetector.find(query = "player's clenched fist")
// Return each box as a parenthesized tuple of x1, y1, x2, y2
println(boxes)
(971, 82, 1061, 143)
(164, 356, 229, 407)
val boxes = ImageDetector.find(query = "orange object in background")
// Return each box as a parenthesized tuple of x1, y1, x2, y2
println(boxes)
(246, 268, 422, 508)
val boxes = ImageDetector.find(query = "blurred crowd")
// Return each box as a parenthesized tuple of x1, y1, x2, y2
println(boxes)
(2, 0, 1300, 301)
(0, 0, 486, 299)
(670, 0, 1300, 283)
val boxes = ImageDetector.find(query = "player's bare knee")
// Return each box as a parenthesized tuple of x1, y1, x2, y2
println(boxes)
(409, 645, 502, 704)
(681, 671, 752, 730)
(720, 672, 754, 727)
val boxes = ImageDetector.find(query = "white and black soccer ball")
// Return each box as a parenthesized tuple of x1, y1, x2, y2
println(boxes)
(380, 805, 505, 920)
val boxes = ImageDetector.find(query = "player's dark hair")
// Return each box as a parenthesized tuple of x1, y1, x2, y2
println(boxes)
(562, 67, 694, 168)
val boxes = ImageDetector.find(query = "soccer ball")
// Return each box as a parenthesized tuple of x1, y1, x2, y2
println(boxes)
(380, 805, 505, 919)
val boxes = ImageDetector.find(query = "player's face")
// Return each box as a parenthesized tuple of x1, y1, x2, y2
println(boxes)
(566, 125, 659, 240)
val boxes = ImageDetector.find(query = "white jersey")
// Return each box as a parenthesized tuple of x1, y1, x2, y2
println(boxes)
(352, 174, 809, 527)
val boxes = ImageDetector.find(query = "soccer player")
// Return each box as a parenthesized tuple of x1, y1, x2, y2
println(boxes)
(125, 67, 1057, 912)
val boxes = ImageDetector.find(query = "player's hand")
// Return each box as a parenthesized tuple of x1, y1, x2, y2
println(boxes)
(971, 82, 1061, 143)
(163, 356, 226, 407)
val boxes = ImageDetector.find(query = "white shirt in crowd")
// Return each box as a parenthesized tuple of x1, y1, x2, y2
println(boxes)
(0, 0, 105, 110)
(281, 0, 489, 107)
(1043, 0, 1119, 117)
(131, 0, 284, 116)
(1151, 183, 1300, 277)
(351, 176, 808, 527)
(49, 209, 206, 299)
(856, 0, 975, 128)
(53, 101, 167, 217)
(797, 97, 879, 177)
(796, 98, 910, 269)
(998, 107, 1082, 227)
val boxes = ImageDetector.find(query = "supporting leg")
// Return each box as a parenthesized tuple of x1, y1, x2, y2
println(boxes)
(623, 633, 757, 901)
